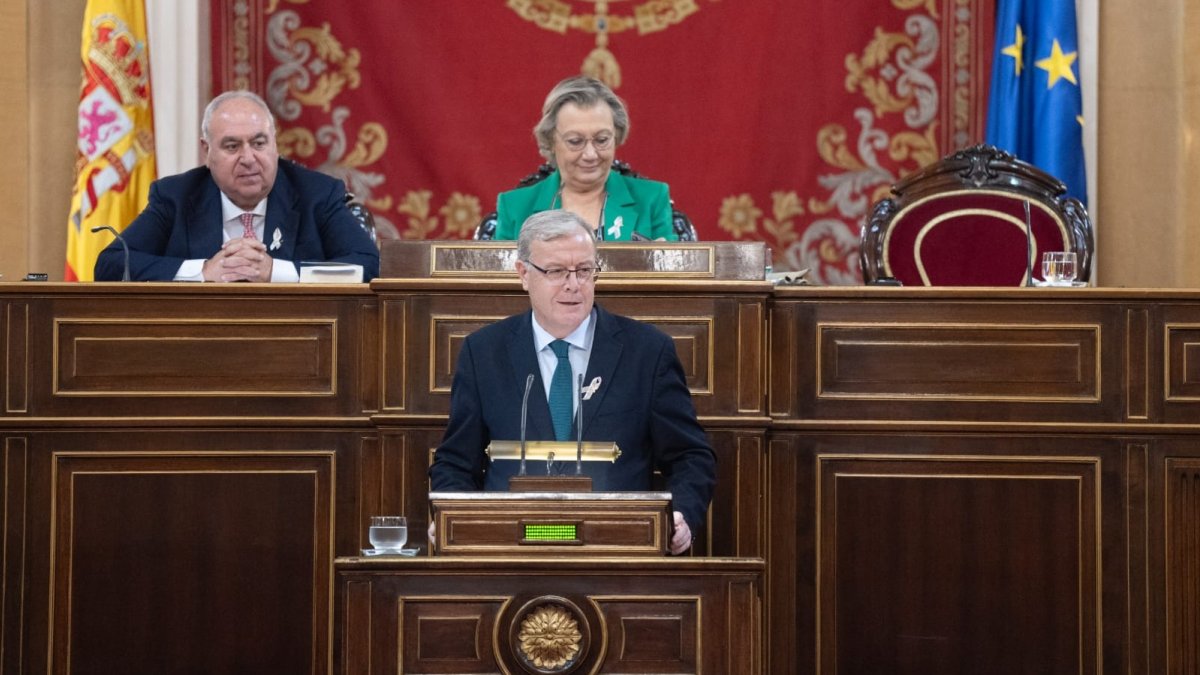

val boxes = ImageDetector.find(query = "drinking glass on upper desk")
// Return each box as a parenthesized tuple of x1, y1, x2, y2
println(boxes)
(368, 516, 408, 551)
(1041, 251, 1078, 286)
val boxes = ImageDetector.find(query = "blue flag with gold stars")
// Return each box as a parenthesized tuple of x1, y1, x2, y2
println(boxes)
(985, 0, 1087, 204)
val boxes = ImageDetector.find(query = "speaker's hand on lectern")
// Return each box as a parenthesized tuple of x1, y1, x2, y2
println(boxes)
(669, 511, 693, 555)
(428, 522, 436, 547)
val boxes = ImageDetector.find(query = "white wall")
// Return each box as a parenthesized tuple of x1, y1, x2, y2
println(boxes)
(145, 0, 206, 176)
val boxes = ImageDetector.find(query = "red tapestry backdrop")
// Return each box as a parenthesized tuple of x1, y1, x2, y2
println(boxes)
(211, 0, 993, 284)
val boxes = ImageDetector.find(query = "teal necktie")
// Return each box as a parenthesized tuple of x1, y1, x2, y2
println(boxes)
(548, 339, 573, 441)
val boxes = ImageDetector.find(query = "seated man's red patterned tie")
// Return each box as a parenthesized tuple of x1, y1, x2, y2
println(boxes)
(240, 212, 257, 240)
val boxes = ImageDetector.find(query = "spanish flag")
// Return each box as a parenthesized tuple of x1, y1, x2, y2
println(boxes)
(65, 0, 156, 281)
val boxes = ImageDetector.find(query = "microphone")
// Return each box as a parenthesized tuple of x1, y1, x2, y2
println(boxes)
(91, 225, 130, 281)
(1022, 200, 1034, 287)
(575, 373, 584, 475)
(517, 373, 535, 477)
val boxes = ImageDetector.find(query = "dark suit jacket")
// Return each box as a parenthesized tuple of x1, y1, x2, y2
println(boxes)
(94, 159, 380, 281)
(428, 305, 716, 533)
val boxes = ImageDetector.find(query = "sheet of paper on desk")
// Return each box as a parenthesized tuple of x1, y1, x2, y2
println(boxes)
(299, 262, 364, 283)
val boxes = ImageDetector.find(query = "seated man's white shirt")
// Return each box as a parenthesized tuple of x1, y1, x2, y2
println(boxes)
(173, 194, 299, 282)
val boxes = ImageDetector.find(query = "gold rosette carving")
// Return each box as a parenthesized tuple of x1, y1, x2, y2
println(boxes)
(517, 604, 583, 670)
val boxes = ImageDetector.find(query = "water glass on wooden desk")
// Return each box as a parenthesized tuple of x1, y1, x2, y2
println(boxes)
(1041, 251, 1077, 285)
(368, 516, 408, 551)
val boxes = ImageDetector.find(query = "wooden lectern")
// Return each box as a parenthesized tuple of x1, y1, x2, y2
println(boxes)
(430, 490, 672, 556)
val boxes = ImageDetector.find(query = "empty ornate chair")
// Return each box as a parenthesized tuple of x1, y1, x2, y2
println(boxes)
(474, 160, 698, 241)
(860, 144, 1093, 286)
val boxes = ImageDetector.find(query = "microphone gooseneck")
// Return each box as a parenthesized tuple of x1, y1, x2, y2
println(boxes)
(518, 373, 535, 477)
(91, 225, 130, 281)
(575, 373, 584, 475)
(1023, 200, 1034, 287)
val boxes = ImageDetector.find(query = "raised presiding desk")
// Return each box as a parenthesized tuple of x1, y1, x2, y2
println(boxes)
(0, 243, 1197, 674)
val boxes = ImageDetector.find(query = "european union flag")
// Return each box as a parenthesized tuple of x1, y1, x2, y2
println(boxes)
(985, 0, 1087, 205)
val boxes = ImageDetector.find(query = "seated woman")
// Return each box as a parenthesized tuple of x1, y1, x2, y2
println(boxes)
(493, 75, 678, 241)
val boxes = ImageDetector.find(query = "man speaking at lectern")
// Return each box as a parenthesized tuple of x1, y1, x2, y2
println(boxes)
(429, 210, 716, 554)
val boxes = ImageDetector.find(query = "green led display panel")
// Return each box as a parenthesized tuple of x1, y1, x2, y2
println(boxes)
(524, 523, 577, 541)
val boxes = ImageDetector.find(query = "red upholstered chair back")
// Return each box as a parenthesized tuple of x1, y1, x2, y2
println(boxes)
(860, 145, 1093, 286)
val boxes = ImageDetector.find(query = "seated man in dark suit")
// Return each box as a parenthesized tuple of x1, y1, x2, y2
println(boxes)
(94, 90, 379, 282)
(429, 210, 716, 554)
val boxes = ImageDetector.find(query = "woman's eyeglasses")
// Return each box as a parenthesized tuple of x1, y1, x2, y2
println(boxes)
(557, 132, 614, 153)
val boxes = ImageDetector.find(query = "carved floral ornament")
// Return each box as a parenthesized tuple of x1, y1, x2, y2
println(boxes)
(517, 602, 584, 671)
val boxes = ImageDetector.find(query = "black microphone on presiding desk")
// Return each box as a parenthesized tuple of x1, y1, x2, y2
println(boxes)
(518, 373, 535, 477)
(91, 225, 130, 281)
(1023, 200, 1035, 287)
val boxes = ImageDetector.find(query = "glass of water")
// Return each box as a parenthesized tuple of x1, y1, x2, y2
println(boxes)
(369, 516, 408, 551)
(1041, 251, 1078, 285)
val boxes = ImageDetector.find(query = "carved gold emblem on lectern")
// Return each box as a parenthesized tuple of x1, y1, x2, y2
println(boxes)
(506, 0, 702, 87)
(517, 603, 583, 669)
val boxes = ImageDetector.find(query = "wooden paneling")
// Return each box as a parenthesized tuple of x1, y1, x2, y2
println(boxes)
(1, 437, 27, 675)
(4, 301, 28, 414)
(1149, 439, 1200, 675)
(817, 323, 1100, 400)
(820, 453, 1098, 674)
(770, 290, 1128, 424)
(0, 287, 376, 420)
(54, 318, 335, 395)
(1165, 458, 1200, 675)
(49, 449, 334, 675)
(8, 280, 1200, 674)
(336, 558, 763, 675)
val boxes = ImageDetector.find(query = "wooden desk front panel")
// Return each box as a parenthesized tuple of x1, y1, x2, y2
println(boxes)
(769, 431, 1129, 675)
(336, 558, 763, 675)
(770, 293, 1129, 424)
(1, 428, 371, 675)
(0, 288, 379, 420)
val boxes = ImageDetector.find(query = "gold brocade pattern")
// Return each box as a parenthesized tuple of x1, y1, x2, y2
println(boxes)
(892, 0, 939, 19)
(279, 24, 362, 112)
(265, 0, 309, 15)
(845, 27, 920, 117)
(718, 194, 762, 239)
(508, 0, 702, 88)
(718, 9, 948, 285)
(439, 194, 485, 238)
(764, 192, 804, 247)
(265, 11, 483, 241)
(397, 191, 438, 239)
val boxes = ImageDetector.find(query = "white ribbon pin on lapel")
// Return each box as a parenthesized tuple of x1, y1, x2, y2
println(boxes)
(607, 216, 623, 240)
(582, 376, 602, 401)
(269, 228, 282, 251)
